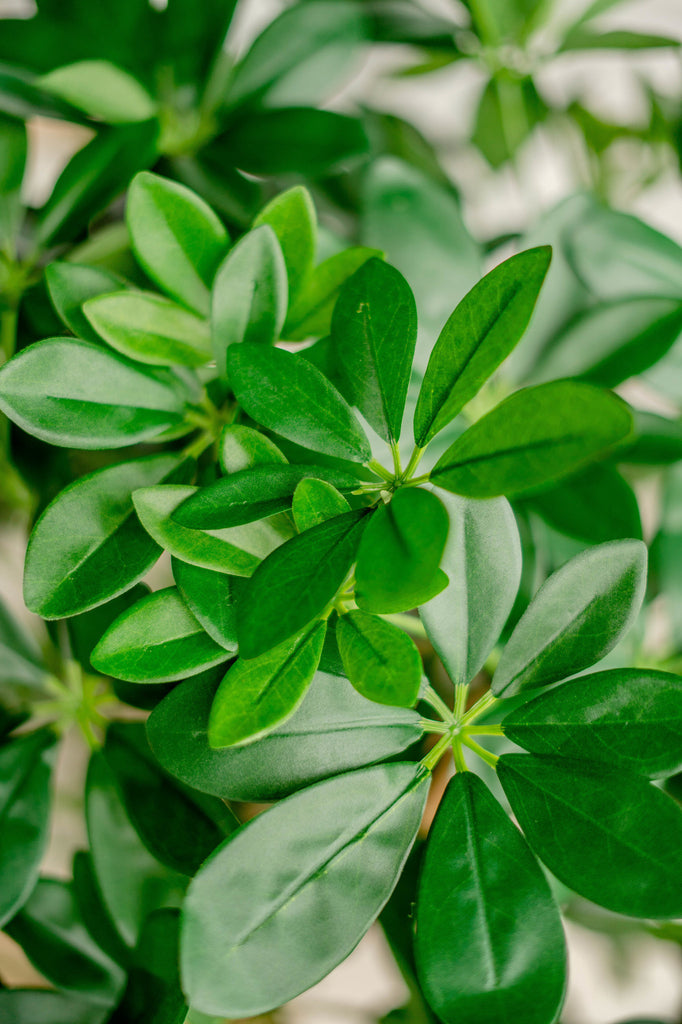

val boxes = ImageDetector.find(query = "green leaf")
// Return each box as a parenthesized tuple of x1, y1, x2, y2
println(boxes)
(0, 595, 49, 693)
(415, 773, 566, 1024)
(39, 60, 156, 123)
(127, 171, 229, 316)
(472, 74, 547, 168)
(148, 670, 425, 802)
(0, 338, 196, 449)
(210, 225, 287, 378)
(502, 668, 682, 778)
(0, 991, 106, 1024)
(227, 343, 371, 463)
(0, 113, 26, 243)
(331, 257, 417, 443)
(337, 610, 421, 707)
(292, 478, 350, 532)
(172, 560, 238, 651)
(431, 381, 633, 499)
(102, 723, 237, 875)
(174, 464, 358, 530)
(181, 763, 429, 1018)
(6, 878, 125, 1005)
(71, 851, 130, 969)
(0, 730, 56, 926)
(253, 186, 317, 301)
(24, 455, 188, 619)
(91, 587, 231, 683)
(237, 508, 370, 658)
(83, 291, 212, 367)
(218, 423, 287, 474)
(528, 463, 642, 544)
(355, 489, 449, 614)
(108, 908, 187, 1024)
(622, 411, 682, 465)
(493, 539, 647, 697)
(284, 247, 382, 341)
(413, 247, 552, 447)
(498, 753, 682, 919)
(45, 262, 126, 345)
(85, 753, 186, 949)
(560, 28, 679, 50)
(208, 621, 326, 748)
(420, 492, 521, 685)
(133, 484, 287, 576)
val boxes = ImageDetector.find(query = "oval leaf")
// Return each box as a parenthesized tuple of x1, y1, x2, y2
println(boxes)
(39, 60, 156, 123)
(337, 610, 421, 706)
(218, 423, 287, 474)
(284, 247, 382, 341)
(45, 262, 126, 344)
(292, 477, 350, 532)
(253, 185, 317, 301)
(172, 559, 239, 651)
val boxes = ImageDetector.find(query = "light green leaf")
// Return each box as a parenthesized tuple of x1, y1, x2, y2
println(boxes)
(284, 247, 382, 341)
(337, 610, 421, 707)
(292, 478, 350, 532)
(172, 559, 239, 651)
(253, 186, 317, 301)
(218, 423, 287, 474)
(39, 61, 156, 123)
(46, 262, 126, 345)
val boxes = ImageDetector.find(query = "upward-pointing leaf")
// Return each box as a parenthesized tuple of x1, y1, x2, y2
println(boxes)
(332, 257, 417, 442)
(253, 186, 317, 301)
(493, 540, 647, 697)
(45, 262, 126, 345)
(414, 246, 551, 447)
(0, 596, 49, 693)
(227, 343, 371, 464)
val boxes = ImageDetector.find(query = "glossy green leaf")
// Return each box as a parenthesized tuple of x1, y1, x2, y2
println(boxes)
(0, 730, 56, 926)
(127, 171, 229, 316)
(0, 338, 196, 449)
(92, 587, 230, 683)
(210, 225, 287, 377)
(172, 560, 238, 651)
(83, 291, 212, 367)
(499, 753, 682, 918)
(0, 113, 26, 243)
(174, 464, 357, 530)
(85, 753, 186, 949)
(218, 423, 287, 474)
(237, 508, 370, 658)
(292, 478, 350, 532)
(356, 489, 449, 614)
(332, 257, 417, 443)
(148, 670, 425, 801)
(181, 763, 429, 1017)
(529, 463, 642, 544)
(420, 492, 521, 685)
(253, 186, 317, 301)
(337, 610, 421, 707)
(503, 668, 682, 777)
(0, 991, 106, 1024)
(227, 343, 371, 463)
(133, 484, 286, 576)
(39, 60, 156, 122)
(108, 908, 186, 1024)
(6, 877, 125, 1005)
(24, 455, 187, 619)
(0, 596, 49, 692)
(284, 247, 382, 341)
(431, 381, 633, 499)
(413, 247, 551, 447)
(45, 262, 126, 345)
(493, 539, 647, 697)
(415, 773, 566, 1024)
(208, 621, 326, 748)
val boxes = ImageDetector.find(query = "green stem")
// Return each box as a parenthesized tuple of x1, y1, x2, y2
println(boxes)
(452, 736, 469, 773)
(402, 445, 425, 481)
(368, 458, 393, 483)
(420, 719, 449, 734)
(421, 732, 452, 771)
(423, 684, 455, 725)
(380, 612, 427, 638)
(453, 683, 469, 721)
(466, 723, 504, 736)
(390, 440, 403, 478)
(461, 688, 498, 725)
(461, 735, 499, 769)
(405, 473, 431, 487)
(0, 305, 18, 364)
(181, 430, 215, 461)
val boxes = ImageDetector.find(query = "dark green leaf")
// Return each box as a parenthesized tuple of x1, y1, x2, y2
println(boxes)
(24, 455, 188, 619)
(528, 464, 642, 544)
(623, 411, 682, 465)
(493, 539, 647, 697)
(218, 423, 287, 474)
(560, 28, 680, 50)
(253, 186, 317, 301)
(181, 763, 429, 1018)
(337, 610, 421, 707)
(91, 587, 230, 683)
(65, 585, 150, 675)
(431, 381, 633, 499)
(502, 668, 682, 777)
(420, 492, 521, 685)
(0, 990, 106, 1024)
(0, 113, 26, 243)
(237, 508, 370, 658)
(499, 753, 682, 918)
(45, 262, 126, 345)
(71, 851, 130, 969)
(127, 171, 229, 316)
(38, 60, 156, 122)
(0, 338, 197, 449)
(0, 595, 49, 693)
(355, 489, 449, 614)
(415, 773, 566, 1024)
(413, 247, 551, 447)
(108, 908, 186, 1024)
(292, 477, 350, 532)
(147, 670, 425, 801)
(227, 343, 372, 463)
(284, 247, 382, 341)
(172, 559, 238, 651)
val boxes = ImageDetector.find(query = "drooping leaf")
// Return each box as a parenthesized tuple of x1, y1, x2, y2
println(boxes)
(284, 247, 382, 341)
(415, 773, 566, 1024)
(431, 381, 633, 499)
(45, 262, 126, 345)
(355, 489, 449, 614)
(91, 587, 231, 683)
(181, 763, 429, 1018)
(337, 610, 421, 707)
(498, 753, 682, 919)
(147, 671, 425, 802)
(227, 343, 372, 463)
(172, 559, 238, 651)
(237, 508, 370, 658)
(420, 492, 521, 685)
(38, 60, 156, 123)
(493, 539, 647, 697)
(24, 455, 189, 619)
(253, 186, 317, 301)
(413, 247, 551, 447)
(292, 477, 350, 532)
